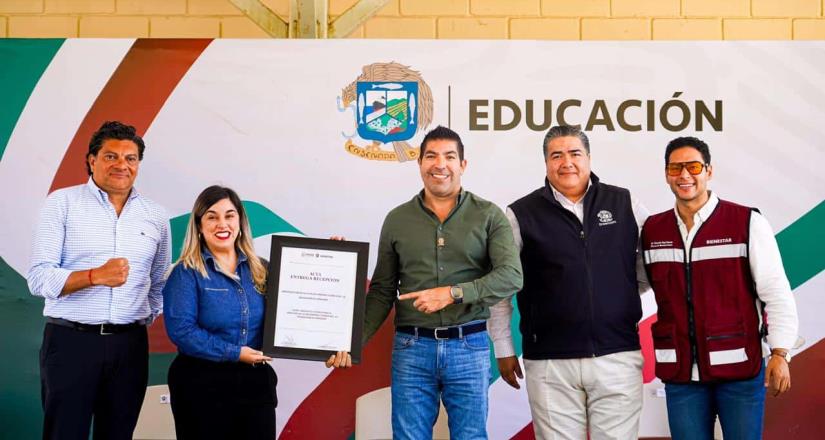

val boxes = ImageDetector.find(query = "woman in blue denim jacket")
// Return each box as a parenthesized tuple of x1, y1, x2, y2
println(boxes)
(163, 185, 276, 439)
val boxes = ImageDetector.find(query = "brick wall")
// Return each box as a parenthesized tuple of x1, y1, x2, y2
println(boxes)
(0, 0, 823, 39)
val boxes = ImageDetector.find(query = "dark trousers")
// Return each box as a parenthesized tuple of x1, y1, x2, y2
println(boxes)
(168, 354, 278, 440)
(39, 323, 149, 440)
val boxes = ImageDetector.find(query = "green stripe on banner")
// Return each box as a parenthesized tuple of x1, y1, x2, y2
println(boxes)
(0, 39, 64, 161)
(488, 295, 522, 384)
(0, 257, 46, 439)
(148, 353, 176, 386)
(777, 200, 825, 289)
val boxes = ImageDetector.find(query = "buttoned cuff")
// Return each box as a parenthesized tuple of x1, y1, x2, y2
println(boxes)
(766, 332, 797, 353)
(493, 339, 516, 358)
(226, 344, 242, 362)
(457, 281, 478, 304)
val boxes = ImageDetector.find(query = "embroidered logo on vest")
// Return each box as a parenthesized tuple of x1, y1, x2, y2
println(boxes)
(597, 210, 617, 226)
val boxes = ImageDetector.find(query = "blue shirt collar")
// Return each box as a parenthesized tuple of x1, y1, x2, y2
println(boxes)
(201, 245, 248, 269)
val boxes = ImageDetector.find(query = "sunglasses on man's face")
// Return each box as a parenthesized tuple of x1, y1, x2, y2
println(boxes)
(666, 161, 707, 176)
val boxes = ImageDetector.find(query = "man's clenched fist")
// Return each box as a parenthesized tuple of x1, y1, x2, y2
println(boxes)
(92, 258, 130, 287)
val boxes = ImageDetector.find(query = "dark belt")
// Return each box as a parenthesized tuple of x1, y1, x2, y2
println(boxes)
(397, 321, 486, 340)
(46, 317, 146, 335)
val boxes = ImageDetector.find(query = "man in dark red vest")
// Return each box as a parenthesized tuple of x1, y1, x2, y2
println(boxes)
(642, 136, 799, 440)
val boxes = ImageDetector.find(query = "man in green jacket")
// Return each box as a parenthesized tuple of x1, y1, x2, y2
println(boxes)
(361, 125, 522, 439)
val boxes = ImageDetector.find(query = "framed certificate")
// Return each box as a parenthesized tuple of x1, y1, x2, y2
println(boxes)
(262, 235, 369, 363)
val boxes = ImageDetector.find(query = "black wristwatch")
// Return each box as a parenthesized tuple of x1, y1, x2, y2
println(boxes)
(450, 285, 464, 305)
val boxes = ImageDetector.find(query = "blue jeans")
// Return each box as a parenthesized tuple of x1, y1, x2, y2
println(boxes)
(391, 326, 491, 440)
(665, 361, 766, 440)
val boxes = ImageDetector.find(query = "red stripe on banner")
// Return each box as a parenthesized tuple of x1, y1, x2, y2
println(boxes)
(49, 39, 211, 193)
(511, 422, 535, 439)
(279, 312, 396, 439)
(148, 315, 176, 353)
(640, 314, 657, 383)
(764, 337, 825, 438)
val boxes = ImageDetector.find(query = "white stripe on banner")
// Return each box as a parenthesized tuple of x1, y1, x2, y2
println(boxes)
(709, 348, 748, 365)
(487, 371, 532, 438)
(692, 243, 748, 262)
(655, 349, 677, 363)
(270, 358, 336, 437)
(644, 248, 685, 264)
(0, 39, 134, 274)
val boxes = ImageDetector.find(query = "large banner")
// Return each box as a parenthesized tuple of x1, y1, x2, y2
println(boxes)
(1, 39, 823, 439)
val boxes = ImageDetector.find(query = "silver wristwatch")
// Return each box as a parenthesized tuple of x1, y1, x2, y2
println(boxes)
(450, 285, 464, 305)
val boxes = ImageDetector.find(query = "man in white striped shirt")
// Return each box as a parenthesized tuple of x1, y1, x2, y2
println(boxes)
(28, 121, 171, 440)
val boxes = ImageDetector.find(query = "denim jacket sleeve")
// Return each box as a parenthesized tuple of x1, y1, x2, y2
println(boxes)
(162, 264, 242, 362)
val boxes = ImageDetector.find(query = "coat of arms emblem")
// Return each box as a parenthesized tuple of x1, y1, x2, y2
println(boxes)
(339, 62, 433, 162)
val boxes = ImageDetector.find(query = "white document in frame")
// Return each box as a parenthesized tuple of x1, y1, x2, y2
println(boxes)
(273, 246, 357, 351)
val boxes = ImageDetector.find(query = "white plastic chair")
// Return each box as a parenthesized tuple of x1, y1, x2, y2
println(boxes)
(133, 384, 176, 440)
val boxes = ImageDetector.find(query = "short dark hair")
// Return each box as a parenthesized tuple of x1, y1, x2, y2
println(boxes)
(543, 125, 590, 159)
(665, 136, 711, 165)
(86, 121, 145, 175)
(419, 125, 465, 161)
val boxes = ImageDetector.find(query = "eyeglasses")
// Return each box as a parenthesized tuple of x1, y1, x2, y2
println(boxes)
(666, 161, 707, 176)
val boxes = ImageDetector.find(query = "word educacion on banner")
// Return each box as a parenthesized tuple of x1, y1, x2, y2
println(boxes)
(469, 92, 722, 132)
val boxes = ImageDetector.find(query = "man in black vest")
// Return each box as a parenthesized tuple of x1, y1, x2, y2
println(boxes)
(489, 125, 649, 439)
